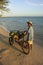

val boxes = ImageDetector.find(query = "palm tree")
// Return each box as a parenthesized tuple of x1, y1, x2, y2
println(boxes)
(0, 0, 9, 17)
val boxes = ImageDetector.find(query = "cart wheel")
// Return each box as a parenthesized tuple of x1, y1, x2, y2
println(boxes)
(22, 41, 30, 55)
(9, 37, 14, 46)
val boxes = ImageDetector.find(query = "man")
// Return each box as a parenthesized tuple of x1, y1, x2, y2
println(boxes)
(27, 21, 34, 50)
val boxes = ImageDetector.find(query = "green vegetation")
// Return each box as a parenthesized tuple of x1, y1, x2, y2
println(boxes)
(0, 0, 9, 17)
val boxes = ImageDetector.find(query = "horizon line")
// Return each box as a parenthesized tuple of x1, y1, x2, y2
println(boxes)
(0, 15, 43, 18)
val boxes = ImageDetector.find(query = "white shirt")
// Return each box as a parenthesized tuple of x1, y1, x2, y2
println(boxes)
(28, 26, 34, 41)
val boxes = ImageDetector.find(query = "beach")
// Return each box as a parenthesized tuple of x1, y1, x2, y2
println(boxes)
(0, 26, 43, 65)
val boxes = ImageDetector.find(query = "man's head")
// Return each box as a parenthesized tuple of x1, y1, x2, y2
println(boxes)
(27, 21, 32, 27)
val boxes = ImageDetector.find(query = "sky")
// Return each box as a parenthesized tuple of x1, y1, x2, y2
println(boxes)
(2, 0, 43, 17)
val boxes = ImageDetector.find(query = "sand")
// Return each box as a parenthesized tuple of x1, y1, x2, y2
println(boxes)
(0, 27, 43, 65)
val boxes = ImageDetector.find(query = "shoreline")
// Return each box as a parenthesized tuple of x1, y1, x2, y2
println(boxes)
(0, 26, 9, 36)
(0, 25, 9, 33)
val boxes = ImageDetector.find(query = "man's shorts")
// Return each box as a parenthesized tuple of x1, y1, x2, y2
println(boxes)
(28, 41, 33, 45)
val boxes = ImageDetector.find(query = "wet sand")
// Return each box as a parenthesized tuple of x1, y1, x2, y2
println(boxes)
(0, 27, 43, 65)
